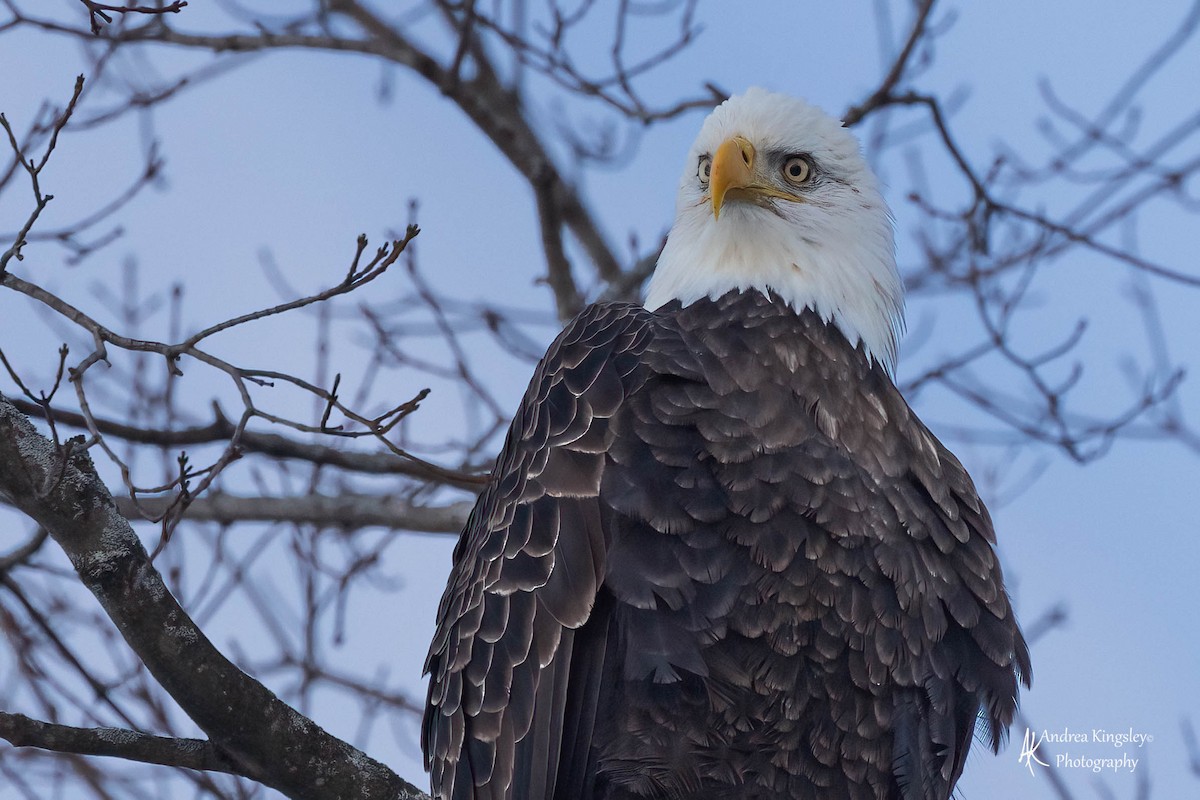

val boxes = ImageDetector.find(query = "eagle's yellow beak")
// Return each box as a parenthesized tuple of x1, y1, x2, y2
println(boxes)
(711, 136, 756, 220)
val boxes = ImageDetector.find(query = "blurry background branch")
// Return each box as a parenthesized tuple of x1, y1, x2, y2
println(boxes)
(113, 492, 472, 533)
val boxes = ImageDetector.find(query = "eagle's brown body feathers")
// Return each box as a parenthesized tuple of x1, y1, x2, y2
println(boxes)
(423, 290, 1030, 800)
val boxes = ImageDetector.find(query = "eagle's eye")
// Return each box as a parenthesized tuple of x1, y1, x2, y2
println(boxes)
(697, 155, 712, 186)
(782, 155, 812, 186)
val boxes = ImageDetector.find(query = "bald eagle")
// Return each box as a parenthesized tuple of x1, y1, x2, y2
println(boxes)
(423, 88, 1030, 800)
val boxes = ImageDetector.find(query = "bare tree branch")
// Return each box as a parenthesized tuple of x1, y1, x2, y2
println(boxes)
(0, 74, 84, 275)
(5, 396, 485, 485)
(0, 713, 240, 775)
(0, 394, 428, 799)
(843, 0, 937, 126)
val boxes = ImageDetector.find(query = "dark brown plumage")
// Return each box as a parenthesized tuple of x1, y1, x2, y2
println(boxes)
(423, 289, 1030, 800)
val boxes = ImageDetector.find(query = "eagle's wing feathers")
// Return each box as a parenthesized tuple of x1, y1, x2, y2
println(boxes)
(865, 393, 1032, 794)
(423, 302, 663, 800)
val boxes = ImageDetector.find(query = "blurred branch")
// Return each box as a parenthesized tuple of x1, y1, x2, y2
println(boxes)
(0, 527, 48, 571)
(77, 1, 187, 36)
(843, 0, 936, 126)
(114, 492, 473, 533)
(534, 171, 583, 318)
(1031, 0, 1200, 173)
(1020, 602, 1068, 646)
(1185, 718, 1200, 781)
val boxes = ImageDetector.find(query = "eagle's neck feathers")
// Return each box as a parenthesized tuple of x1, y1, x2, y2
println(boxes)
(645, 198, 903, 372)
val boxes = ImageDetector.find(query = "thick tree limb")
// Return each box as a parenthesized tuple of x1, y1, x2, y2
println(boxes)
(114, 492, 473, 533)
(0, 395, 429, 800)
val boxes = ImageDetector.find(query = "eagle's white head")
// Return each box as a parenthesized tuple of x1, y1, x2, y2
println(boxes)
(645, 87, 904, 371)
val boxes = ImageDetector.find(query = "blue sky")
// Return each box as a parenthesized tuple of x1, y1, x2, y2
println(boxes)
(2, 1, 1198, 797)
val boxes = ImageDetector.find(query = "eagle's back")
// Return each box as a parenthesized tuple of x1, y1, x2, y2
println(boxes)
(423, 289, 1030, 800)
